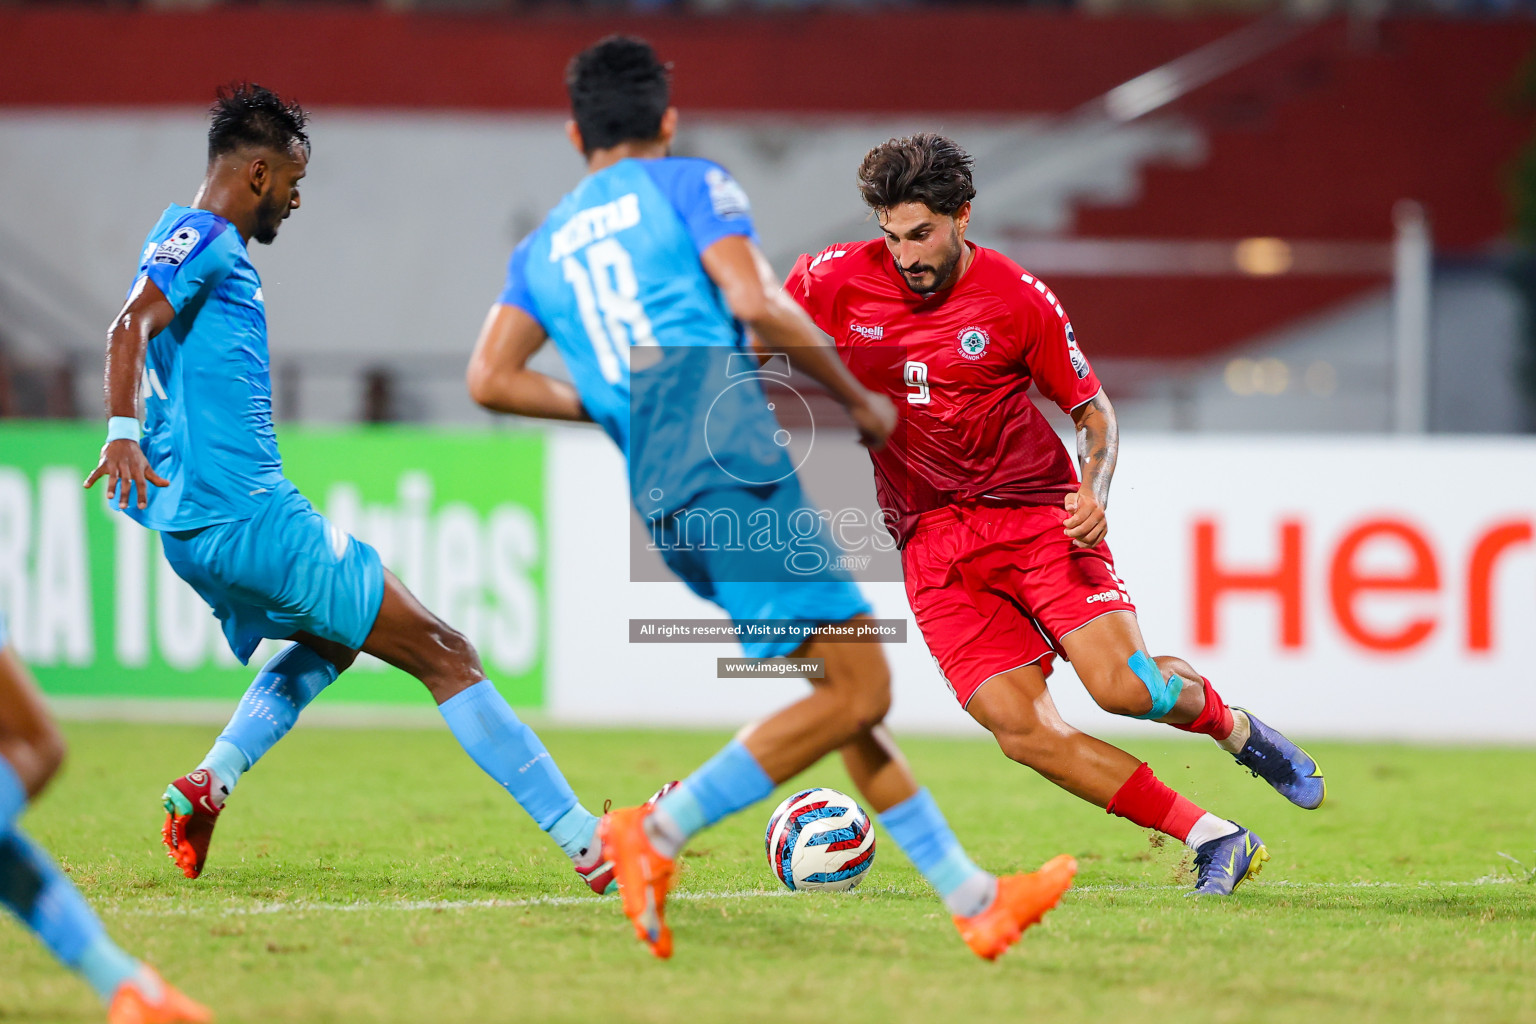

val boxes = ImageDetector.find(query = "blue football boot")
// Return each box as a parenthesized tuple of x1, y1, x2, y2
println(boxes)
(1189, 825, 1268, 896)
(1231, 709, 1326, 810)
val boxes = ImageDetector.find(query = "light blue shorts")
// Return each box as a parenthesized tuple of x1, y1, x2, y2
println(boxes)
(656, 482, 872, 659)
(159, 480, 385, 665)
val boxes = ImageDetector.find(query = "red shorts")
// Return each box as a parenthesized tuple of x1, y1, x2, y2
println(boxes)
(901, 503, 1137, 707)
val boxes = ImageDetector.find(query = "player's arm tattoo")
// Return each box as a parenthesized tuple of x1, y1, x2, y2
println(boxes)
(1071, 390, 1118, 509)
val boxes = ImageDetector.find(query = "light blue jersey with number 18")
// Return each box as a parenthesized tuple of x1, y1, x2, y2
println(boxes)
(499, 156, 795, 515)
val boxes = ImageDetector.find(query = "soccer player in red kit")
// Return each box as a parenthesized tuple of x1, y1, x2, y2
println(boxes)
(785, 134, 1325, 896)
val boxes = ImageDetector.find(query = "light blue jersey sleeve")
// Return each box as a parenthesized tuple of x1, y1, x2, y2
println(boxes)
(141, 212, 241, 313)
(0, 612, 7, 652)
(638, 158, 758, 255)
(496, 233, 542, 325)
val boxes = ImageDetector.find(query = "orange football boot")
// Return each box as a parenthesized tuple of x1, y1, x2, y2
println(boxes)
(107, 967, 212, 1024)
(954, 854, 1077, 961)
(576, 782, 679, 896)
(598, 805, 676, 959)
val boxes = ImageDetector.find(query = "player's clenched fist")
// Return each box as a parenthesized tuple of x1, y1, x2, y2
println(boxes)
(84, 439, 169, 511)
(850, 391, 897, 451)
(1062, 486, 1107, 549)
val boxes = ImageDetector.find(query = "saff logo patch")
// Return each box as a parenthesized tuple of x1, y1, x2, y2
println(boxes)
(152, 227, 200, 266)
(705, 168, 751, 219)
(957, 326, 990, 361)
(1065, 322, 1091, 379)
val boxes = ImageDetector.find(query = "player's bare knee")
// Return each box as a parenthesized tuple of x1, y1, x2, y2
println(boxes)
(839, 668, 891, 730)
(1090, 665, 1155, 718)
(836, 678, 889, 731)
(34, 727, 66, 787)
(5, 726, 67, 798)
(994, 729, 1042, 767)
(1154, 655, 1200, 683)
(992, 717, 1067, 768)
(444, 627, 484, 675)
(857, 683, 892, 729)
(411, 623, 485, 701)
(823, 648, 891, 727)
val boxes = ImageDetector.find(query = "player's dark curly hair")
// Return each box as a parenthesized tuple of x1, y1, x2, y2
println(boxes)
(566, 36, 671, 155)
(207, 83, 310, 162)
(857, 134, 976, 216)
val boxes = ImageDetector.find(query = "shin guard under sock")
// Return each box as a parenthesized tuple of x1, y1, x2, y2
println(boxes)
(1170, 677, 1235, 741)
(1106, 762, 1207, 844)
(648, 740, 774, 857)
(438, 680, 593, 836)
(879, 788, 997, 918)
(204, 642, 341, 793)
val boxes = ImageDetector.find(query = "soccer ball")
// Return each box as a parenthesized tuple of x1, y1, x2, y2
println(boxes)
(763, 787, 875, 892)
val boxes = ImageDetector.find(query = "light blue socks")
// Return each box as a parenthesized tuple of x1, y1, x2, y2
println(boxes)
(197, 741, 248, 795)
(547, 804, 601, 860)
(647, 740, 775, 858)
(0, 757, 24, 829)
(438, 680, 598, 858)
(0, 829, 141, 1002)
(199, 642, 340, 795)
(880, 788, 997, 917)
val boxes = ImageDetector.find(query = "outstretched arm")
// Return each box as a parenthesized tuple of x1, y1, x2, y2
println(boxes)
(466, 303, 590, 422)
(701, 235, 894, 450)
(1064, 389, 1118, 549)
(83, 276, 175, 509)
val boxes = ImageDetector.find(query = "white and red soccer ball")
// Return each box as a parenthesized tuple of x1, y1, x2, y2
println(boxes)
(764, 787, 875, 892)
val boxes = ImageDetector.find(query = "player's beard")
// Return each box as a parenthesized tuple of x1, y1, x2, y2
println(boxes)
(895, 235, 963, 295)
(252, 193, 287, 245)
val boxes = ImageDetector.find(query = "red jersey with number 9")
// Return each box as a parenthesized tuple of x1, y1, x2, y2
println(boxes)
(784, 239, 1102, 546)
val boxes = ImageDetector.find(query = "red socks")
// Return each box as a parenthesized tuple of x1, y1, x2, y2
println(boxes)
(1105, 762, 1206, 843)
(1103, 677, 1233, 842)
(1170, 676, 1234, 741)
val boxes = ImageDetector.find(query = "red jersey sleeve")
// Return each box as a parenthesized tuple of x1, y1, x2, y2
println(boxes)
(782, 247, 847, 337)
(1015, 273, 1101, 413)
(784, 252, 815, 314)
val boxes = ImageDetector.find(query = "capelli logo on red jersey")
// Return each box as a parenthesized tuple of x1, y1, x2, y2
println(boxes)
(850, 324, 884, 340)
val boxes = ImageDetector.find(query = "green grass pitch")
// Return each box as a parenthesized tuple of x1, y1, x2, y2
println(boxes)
(3, 721, 1534, 1023)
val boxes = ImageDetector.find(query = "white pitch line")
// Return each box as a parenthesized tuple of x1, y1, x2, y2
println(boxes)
(1067, 877, 1521, 894)
(124, 888, 794, 918)
(117, 876, 1523, 919)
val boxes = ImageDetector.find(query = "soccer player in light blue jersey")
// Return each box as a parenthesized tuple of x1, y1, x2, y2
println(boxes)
(0, 614, 209, 1023)
(83, 85, 616, 894)
(467, 37, 1076, 961)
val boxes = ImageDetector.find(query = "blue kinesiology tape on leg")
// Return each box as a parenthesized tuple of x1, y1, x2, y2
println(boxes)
(878, 788, 985, 898)
(215, 642, 340, 770)
(438, 680, 579, 830)
(654, 739, 774, 840)
(0, 757, 24, 830)
(0, 828, 138, 1000)
(1128, 650, 1181, 720)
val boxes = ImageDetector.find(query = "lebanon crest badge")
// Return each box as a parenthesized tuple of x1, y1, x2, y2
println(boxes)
(957, 326, 990, 361)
